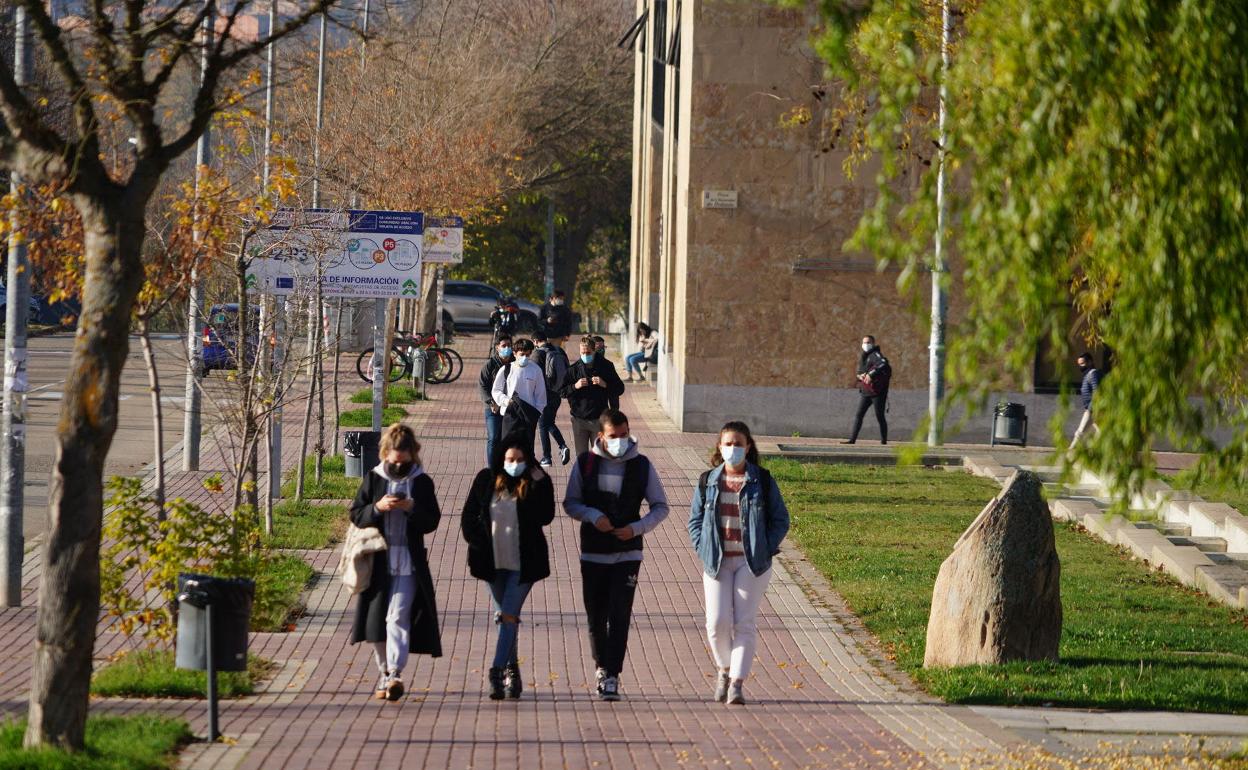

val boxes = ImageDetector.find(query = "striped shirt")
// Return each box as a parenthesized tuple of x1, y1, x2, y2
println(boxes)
(718, 471, 746, 557)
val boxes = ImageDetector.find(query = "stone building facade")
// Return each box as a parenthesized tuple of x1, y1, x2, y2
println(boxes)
(626, 0, 1085, 442)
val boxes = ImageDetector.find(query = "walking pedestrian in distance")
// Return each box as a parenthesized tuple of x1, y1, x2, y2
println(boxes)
(1069, 351, 1102, 449)
(348, 423, 442, 702)
(560, 335, 625, 457)
(624, 323, 659, 383)
(541, 289, 574, 339)
(564, 409, 670, 701)
(492, 338, 547, 458)
(461, 437, 556, 700)
(844, 335, 891, 445)
(532, 330, 572, 467)
(479, 334, 514, 465)
(688, 421, 789, 705)
(592, 335, 621, 411)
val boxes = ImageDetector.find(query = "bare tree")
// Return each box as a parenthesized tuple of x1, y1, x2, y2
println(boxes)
(0, 0, 342, 750)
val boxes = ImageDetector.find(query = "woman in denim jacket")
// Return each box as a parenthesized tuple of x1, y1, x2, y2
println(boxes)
(687, 420, 790, 705)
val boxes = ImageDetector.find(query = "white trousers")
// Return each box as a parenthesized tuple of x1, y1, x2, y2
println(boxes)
(372, 573, 416, 678)
(1069, 409, 1099, 448)
(702, 555, 772, 680)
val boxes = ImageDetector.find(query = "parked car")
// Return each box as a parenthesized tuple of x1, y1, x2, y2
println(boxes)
(442, 280, 540, 332)
(201, 304, 258, 376)
(0, 280, 46, 322)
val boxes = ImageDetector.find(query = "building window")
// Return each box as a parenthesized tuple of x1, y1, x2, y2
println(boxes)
(651, 0, 667, 128)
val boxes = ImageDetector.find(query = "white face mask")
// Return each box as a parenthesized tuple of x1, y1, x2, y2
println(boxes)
(552, 299, 564, 306)
(862, 343, 872, 352)
(720, 445, 747, 467)
(605, 436, 630, 457)
(515, 355, 529, 367)
(503, 461, 526, 478)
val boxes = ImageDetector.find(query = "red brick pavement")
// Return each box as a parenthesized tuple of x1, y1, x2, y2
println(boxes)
(0, 334, 1012, 769)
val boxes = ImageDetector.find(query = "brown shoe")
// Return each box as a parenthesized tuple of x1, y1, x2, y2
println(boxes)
(385, 678, 405, 702)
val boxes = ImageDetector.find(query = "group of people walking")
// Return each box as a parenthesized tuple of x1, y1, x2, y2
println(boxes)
(349, 367, 790, 705)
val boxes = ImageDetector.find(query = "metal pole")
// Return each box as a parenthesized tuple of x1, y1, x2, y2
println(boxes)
(371, 299, 385, 431)
(205, 602, 219, 742)
(263, 0, 280, 505)
(544, 200, 555, 298)
(183, 1, 214, 472)
(360, 0, 370, 70)
(434, 266, 445, 345)
(306, 13, 327, 378)
(262, 0, 277, 188)
(1, 5, 33, 607)
(270, 301, 285, 501)
(927, 0, 952, 447)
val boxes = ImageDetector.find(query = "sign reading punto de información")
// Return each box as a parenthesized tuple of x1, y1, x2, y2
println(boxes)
(246, 209, 426, 299)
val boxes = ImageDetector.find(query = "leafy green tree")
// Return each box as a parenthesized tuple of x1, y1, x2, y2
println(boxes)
(787, 0, 1248, 496)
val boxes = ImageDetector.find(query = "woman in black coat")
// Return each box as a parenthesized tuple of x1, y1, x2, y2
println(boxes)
(349, 423, 442, 702)
(461, 436, 555, 700)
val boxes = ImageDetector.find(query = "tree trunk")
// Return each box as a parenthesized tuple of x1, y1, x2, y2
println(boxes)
(314, 285, 327, 484)
(330, 297, 342, 457)
(137, 319, 166, 517)
(294, 289, 321, 501)
(25, 194, 146, 751)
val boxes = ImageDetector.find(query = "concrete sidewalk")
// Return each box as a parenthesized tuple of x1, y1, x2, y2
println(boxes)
(0, 333, 1241, 769)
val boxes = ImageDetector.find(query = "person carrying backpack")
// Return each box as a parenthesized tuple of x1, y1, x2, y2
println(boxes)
(531, 330, 571, 467)
(688, 421, 790, 706)
(845, 335, 891, 445)
(563, 409, 670, 701)
(491, 338, 546, 457)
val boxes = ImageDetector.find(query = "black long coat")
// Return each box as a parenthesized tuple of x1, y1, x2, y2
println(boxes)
(349, 470, 442, 657)
(460, 467, 555, 585)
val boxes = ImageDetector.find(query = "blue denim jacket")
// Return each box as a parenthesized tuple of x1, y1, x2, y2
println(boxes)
(688, 462, 790, 578)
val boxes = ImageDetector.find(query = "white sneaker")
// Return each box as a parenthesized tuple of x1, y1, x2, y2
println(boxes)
(726, 680, 745, 705)
(539, 458, 553, 467)
(559, 446, 571, 465)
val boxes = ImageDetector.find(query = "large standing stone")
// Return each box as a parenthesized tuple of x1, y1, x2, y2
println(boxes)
(924, 470, 1062, 667)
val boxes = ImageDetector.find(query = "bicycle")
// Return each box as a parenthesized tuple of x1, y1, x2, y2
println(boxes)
(355, 330, 463, 385)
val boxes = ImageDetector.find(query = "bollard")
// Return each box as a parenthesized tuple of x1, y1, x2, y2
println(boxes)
(411, 348, 427, 400)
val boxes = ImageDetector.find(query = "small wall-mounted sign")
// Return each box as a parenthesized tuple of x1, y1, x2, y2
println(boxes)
(701, 189, 738, 209)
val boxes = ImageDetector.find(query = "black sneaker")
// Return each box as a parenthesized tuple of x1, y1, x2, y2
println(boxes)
(487, 667, 506, 701)
(594, 667, 607, 697)
(600, 675, 620, 702)
(559, 445, 571, 465)
(504, 664, 523, 699)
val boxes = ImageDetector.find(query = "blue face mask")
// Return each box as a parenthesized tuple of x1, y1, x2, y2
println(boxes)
(499, 346, 512, 358)
(580, 353, 594, 365)
(503, 461, 526, 478)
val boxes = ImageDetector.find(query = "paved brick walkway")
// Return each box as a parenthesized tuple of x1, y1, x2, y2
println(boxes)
(0, 334, 1021, 769)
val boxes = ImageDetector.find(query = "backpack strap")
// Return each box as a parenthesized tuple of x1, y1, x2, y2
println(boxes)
(578, 452, 597, 482)
(699, 469, 713, 506)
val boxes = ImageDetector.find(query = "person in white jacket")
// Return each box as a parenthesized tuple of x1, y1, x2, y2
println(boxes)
(492, 338, 548, 457)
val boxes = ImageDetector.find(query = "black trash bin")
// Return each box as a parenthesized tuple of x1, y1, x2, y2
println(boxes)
(991, 402, 1028, 446)
(175, 573, 255, 672)
(343, 430, 380, 478)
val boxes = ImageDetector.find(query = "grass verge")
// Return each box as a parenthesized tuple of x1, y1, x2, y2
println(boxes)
(91, 649, 275, 699)
(281, 454, 361, 500)
(0, 715, 190, 769)
(338, 406, 405, 427)
(251, 553, 316, 632)
(774, 459, 1248, 713)
(1166, 472, 1248, 516)
(350, 384, 426, 404)
(265, 499, 349, 549)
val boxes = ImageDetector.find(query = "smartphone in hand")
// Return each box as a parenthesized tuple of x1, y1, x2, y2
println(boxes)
(389, 490, 408, 501)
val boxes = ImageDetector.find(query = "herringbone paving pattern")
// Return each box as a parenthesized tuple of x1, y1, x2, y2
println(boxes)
(0, 335, 1010, 769)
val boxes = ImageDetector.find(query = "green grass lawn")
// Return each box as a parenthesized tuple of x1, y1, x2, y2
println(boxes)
(251, 554, 316, 632)
(1166, 471, 1248, 515)
(350, 385, 426, 404)
(0, 715, 190, 769)
(773, 459, 1248, 713)
(337, 406, 406, 427)
(281, 454, 362, 500)
(265, 499, 349, 549)
(91, 649, 275, 699)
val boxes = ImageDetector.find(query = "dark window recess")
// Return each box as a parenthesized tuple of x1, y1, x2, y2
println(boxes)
(617, 10, 648, 50)
(651, 0, 667, 128)
(1032, 302, 1113, 393)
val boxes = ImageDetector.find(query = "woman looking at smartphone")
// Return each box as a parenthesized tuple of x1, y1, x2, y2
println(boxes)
(349, 423, 443, 701)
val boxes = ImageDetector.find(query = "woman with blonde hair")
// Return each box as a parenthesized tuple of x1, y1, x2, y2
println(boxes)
(687, 420, 789, 705)
(461, 436, 555, 699)
(349, 423, 443, 701)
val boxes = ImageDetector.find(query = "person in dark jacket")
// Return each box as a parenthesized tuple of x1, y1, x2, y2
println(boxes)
(1069, 351, 1102, 448)
(540, 289, 574, 339)
(591, 335, 621, 411)
(349, 423, 442, 702)
(560, 335, 625, 456)
(845, 335, 891, 445)
(531, 330, 571, 467)
(479, 334, 513, 465)
(563, 409, 669, 701)
(461, 437, 556, 700)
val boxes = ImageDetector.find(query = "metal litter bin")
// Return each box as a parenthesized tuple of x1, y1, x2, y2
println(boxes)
(991, 402, 1028, 446)
(175, 573, 254, 673)
(343, 430, 380, 478)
